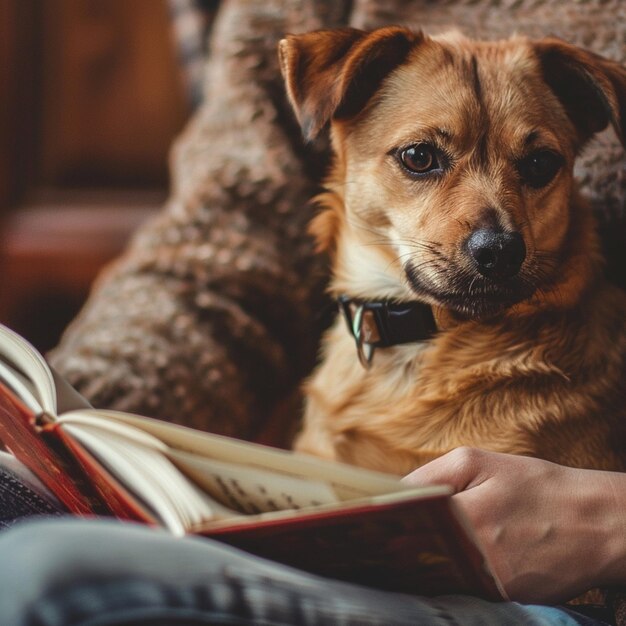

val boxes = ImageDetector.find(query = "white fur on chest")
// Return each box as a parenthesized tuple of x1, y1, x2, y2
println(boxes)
(331, 226, 409, 300)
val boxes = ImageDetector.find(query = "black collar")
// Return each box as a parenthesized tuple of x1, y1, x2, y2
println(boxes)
(338, 295, 438, 368)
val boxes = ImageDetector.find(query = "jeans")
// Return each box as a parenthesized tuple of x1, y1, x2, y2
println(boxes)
(0, 456, 612, 626)
(0, 452, 64, 529)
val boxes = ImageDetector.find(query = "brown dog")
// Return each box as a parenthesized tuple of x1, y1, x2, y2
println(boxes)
(278, 27, 626, 476)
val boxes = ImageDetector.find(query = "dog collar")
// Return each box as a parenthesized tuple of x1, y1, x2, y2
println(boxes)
(338, 295, 438, 368)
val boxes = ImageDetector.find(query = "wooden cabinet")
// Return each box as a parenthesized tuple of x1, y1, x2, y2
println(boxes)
(0, 0, 190, 351)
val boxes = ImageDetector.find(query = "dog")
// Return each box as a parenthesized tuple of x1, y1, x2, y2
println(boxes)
(278, 27, 626, 476)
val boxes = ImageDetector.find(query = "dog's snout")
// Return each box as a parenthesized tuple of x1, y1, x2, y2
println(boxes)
(466, 229, 526, 280)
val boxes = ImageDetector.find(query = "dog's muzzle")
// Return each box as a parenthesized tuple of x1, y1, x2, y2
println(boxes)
(466, 229, 526, 281)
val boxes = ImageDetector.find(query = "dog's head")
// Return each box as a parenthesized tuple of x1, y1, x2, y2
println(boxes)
(279, 28, 626, 320)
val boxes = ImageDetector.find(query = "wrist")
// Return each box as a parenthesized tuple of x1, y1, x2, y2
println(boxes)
(590, 470, 626, 588)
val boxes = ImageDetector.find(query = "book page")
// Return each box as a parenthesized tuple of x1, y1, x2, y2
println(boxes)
(168, 449, 339, 514)
(0, 358, 42, 415)
(84, 410, 406, 500)
(58, 413, 340, 514)
(50, 367, 92, 413)
(0, 325, 56, 414)
(59, 418, 242, 535)
(56, 412, 451, 537)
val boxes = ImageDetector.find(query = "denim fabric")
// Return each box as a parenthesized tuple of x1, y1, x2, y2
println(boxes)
(0, 452, 64, 528)
(0, 518, 611, 626)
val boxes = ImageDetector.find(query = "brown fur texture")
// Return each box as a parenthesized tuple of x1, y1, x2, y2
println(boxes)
(50, 0, 625, 445)
(282, 28, 626, 476)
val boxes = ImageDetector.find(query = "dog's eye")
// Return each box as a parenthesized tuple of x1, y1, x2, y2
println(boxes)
(399, 144, 441, 175)
(517, 150, 564, 189)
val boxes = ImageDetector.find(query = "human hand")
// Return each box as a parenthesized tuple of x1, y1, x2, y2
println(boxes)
(403, 447, 626, 603)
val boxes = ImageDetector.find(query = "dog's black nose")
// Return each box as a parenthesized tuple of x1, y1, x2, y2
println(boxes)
(466, 229, 526, 280)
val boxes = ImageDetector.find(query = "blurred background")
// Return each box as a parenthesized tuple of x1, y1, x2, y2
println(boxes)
(0, 0, 215, 351)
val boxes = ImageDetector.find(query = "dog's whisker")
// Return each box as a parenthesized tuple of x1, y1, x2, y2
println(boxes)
(467, 274, 480, 297)
(385, 253, 416, 271)
(343, 218, 387, 239)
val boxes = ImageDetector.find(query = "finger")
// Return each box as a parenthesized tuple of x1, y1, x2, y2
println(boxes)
(402, 447, 493, 493)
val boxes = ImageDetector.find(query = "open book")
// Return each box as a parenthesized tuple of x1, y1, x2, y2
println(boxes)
(0, 323, 504, 599)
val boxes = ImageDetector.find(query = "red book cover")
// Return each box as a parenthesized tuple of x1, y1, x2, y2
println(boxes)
(201, 494, 503, 600)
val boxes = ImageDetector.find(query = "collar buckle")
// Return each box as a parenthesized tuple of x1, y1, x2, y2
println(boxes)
(351, 304, 376, 368)
(338, 295, 437, 369)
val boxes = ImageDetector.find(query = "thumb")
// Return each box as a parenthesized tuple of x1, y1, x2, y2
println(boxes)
(402, 447, 491, 493)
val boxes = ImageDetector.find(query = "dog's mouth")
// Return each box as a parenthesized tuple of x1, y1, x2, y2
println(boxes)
(404, 262, 538, 319)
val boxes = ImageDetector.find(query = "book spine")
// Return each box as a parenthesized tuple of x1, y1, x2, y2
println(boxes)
(52, 424, 160, 525)
(0, 383, 103, 515)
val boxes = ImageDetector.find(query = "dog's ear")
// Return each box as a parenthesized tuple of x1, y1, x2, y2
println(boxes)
(278, 27, 421, 141)
(535, 38, 626, 148)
